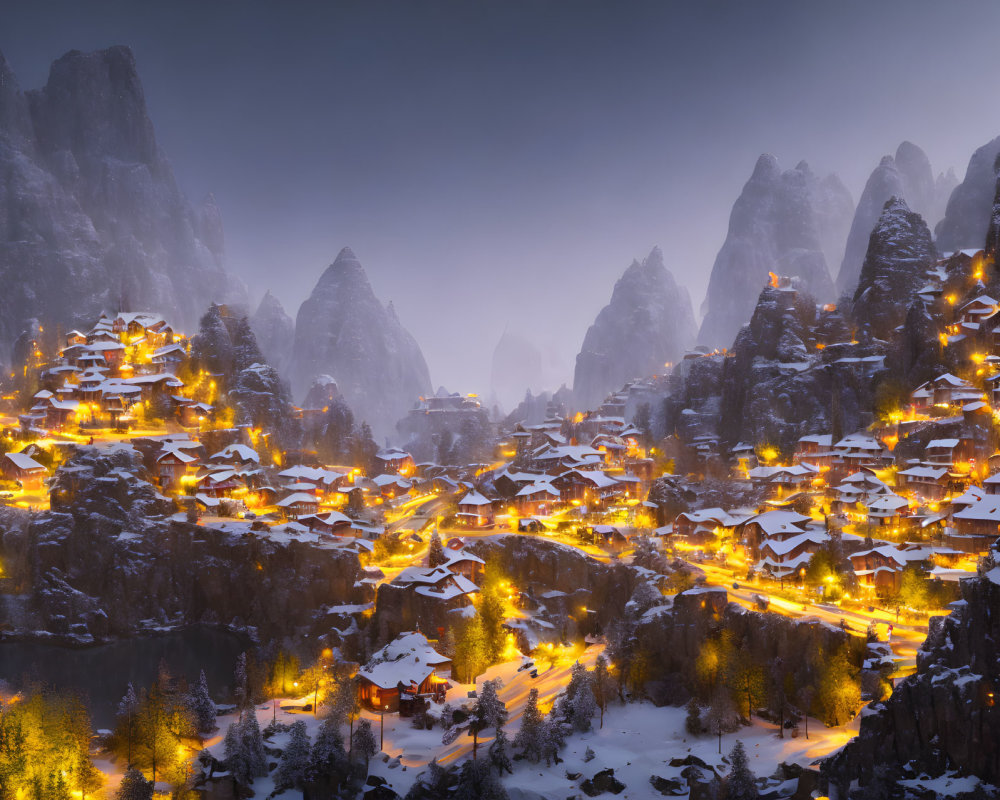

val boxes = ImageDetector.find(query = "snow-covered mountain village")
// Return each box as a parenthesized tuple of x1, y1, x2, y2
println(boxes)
(5, 5, 1000, 800)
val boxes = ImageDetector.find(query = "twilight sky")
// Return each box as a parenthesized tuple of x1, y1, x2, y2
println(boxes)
(4, 1, 1000, 405)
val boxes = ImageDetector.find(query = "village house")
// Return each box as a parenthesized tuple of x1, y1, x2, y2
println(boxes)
(2, 452, 47, 491)
(736, 509, 813, 562)
(849, 544, 934, 596)
(456, 489, 494, 526)
(357, 631, 451, 712)
(514, 481, 560, 516)
(757, 528, 830, 582)
(949, 496, 1000, 552)
(391, 566, 479, 609)
(896, 465, 950, 499)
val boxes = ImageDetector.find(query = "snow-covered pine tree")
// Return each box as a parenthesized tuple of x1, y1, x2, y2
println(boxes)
(187, 671, 216, 733)
(488, 728, 512, 775)
(309, 715, 347, 777)
(513, 688, 544, 762)
(726, 740, 759, 800)
(570, 682, 597, 732)
(539, 715, 566, 767)
(427, 530, 447, 568)
(223, 719, 252, 786)
(240, 710, 268, 779)
(275, 720, 311, 792)
(115, 767, 153, 800)
(352, 719, 377, 766)
(454, 757, 509, 800)
(470, 679, 508, 759)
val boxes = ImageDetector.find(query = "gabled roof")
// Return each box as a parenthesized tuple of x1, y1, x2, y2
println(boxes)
(359, 631, 450, 690)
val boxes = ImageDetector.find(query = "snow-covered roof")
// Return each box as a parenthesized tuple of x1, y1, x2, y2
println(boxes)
(926, 438, 960, 450)
(276, 492, 319, 507)
(4, 452, 45, 472)
(952, 498, 1000, 523)
(359, 631, 450, 690)
(457, 490, 492, 507)
(210, 443, 260, 463)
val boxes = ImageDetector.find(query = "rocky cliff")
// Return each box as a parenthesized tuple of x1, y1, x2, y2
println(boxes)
(290, 247, 432, 438)
(0, 447, 363, 644)
(573, 246, 695, 410)
(839, 143, 951, 295)
(698, 155, 853, 349)
(825, 575, 1000, 793)
(0, 46, 245, 354)
(851, 197, 936, 340)
(936, 135, 1000, 254)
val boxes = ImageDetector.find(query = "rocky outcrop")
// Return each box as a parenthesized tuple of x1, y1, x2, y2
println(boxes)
(0, 447, 363, 644)
(698, 155, 853, 348)
(838, 143, 950, 295)
(573, 247, 695, 410)
(0, 46, 245, 355)
(851, 198, 936, 340)
(936, 135, 1000, 253)
(290, 247, 432, 437)
(825, 575, 1000, 792)
(250, 290, 295, 371)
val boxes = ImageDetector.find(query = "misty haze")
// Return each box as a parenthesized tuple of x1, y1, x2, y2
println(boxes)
(3, 2, 1000, 799)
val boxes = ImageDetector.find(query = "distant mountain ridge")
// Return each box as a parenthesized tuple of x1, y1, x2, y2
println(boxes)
(0, 45, 246, 355)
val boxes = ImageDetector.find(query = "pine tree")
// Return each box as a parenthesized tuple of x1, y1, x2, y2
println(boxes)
(427, 530, 447, 568)
(116, 684, 139, 767)
(487, 728, 512, 775)
(685, 698, 702, 736)
(725, 740, 758, 800)
(470, 679, 508, 759)
(539, 716, 565, 767)
(234, 652, 249, 710)
(570, 683, 597, 732)
(187, 671, 216, 733)
(593, 655, 614, 728)
(115, 768, 153, 800)
(453, 615, 489, 683)
(223, 719, 251, 786)
(513, 688, 544, 762)
(240, 710, 268, 779)
(275, 720, 311, 792)
(309, 716, 347, 782)
(351, 719, 377, 767)
(454, 757, 508, 800)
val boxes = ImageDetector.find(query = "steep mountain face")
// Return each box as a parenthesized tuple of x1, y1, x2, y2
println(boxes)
(838, 143, 948, 295)
(290, 247, 432, 437)
(573, 246, 695, 410)
(0, 46, 245, 353)
(250, 290, 295, 371)
(935, 134, 1000, 253)
(825, 574, 1000, 792)
(698, 155, 853, 349)
(852, 197, 936, 340)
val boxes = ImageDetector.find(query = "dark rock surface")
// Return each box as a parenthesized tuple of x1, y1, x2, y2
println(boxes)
(936, 134, 1000, 253)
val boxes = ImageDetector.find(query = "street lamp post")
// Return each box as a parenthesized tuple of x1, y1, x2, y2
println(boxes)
(380, 704, 388, 750)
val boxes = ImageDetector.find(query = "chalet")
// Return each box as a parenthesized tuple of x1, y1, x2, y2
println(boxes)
(673, 508, 745, 545)
(156, 445, 198, 491)
(2, 452, 47, 491)
(849, 544, 934, 596)
(372, 473, 412, 499)
(865, 493, 911, 528)
(151, 343, 186, 373)
(925, 438, 975, 468)
(456, 490, 494, 526)
(896, 465, 950, 499)
(357, 631, 451, 711)
(950, 497, 1000, 552)
(551, 469, 621, 508)
(514, 481, 559, 515)
(441, 548, 485, 583)
(958, 294, 998, 327)
(276, 491, 320, 518)
(757, 529, 829, 581)
(375, 448, 415, 476)
(65, 330, 88, 347)
(195, 469, 243, 498)
(391, 566, 479, 607)
(298, 510, 354, 534)
(736, 509, 812, 562)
